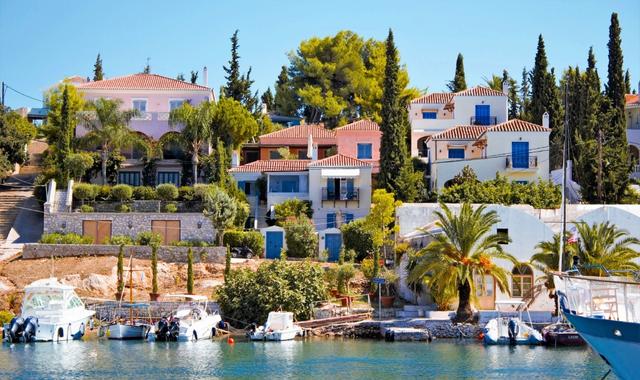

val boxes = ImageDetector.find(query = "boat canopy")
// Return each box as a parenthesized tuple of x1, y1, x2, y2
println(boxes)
(164, 294, 208, 301)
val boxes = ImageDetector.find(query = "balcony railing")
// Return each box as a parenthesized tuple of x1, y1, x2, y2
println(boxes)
(506, 155, 538, 169)
(470, 116, 497, 126)
(322, 188, 360, 201)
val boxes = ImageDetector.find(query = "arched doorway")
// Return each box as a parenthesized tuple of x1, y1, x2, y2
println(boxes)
(417, 136, 430, 158)
(512, 264, 534, 298)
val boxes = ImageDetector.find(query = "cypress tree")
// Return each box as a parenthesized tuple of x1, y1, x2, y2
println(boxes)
(379, 29, 409, 194)
(223, 30, 244, 101)
(187, 247, 194, 294)
(261, 87, 274, 112)
(447, 53, 467, 92)
(502, 70, 519, 120)
(93, 54, 104, 81)
(58, 86, 72, 180)
(520, 67, 531, 119)
(624, 69, 631, 94)
(273, 66, 299, 116)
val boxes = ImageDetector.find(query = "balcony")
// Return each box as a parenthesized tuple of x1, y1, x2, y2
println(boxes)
(506, 155, 538, 170)
(470, 116, 497, 126)
(322, 188, 360, 201)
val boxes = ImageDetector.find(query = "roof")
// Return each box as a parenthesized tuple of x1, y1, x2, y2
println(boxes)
(626, 94, 640, 106)
(76, 73, 211, 91)
(336, 119, 380, 131)
(411, 93, 454, 104)
(431, 125, 488, 141)
(488, 119, 550, 132)
(228, 160, 310, 173)
(259, 124, 336, 145)
(455, 86, 506, 97)
(308, 154, 371, 168)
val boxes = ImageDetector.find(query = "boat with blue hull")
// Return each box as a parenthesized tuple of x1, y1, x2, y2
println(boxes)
(555, 272, 640, 380)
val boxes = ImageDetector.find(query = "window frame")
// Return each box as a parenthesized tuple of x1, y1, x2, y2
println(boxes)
(168, 99, 185, 112)
(357, 143, 373, 159)
(132, 99, 148, 113)
(511, 265, 534, 298)
(421, 111, 437, 119)
(448, 148, 465, 159)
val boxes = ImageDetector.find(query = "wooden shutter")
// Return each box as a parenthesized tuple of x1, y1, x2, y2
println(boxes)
(151, 220, 180, 245)
(83, 220, 112, 244)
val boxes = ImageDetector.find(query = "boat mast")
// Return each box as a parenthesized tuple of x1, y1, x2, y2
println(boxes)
(558, 83, 570, 272)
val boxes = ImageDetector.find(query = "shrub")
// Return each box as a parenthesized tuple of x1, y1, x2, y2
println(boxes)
(64, 152, 94, 181)
(234, 201, 250, 228)
(39, 233, 93, 244)
(0, 310, 14, 325)
(136, 231, 162, 246)
(218, 260, 326, 325)
(283, 217, 318, 258)
(156, 183, 179, 201)
(222, 230, 264, 257)
(96, 185, 111, 200)
(172, 240, 212, 247)
(111, 184, 133, 201)
(273, 198, 313, 226)
(132, 186, 157, 200)
(79, 204, 94, 213)
(74, 183, 98, 204)
(163, 203, 177, 213)
(116, 204, 131, 213)
(337, 263, 356, 294)
(341, 219, 375, 262)
(109, 235, 134, 246)
(178, 186, 195, 201)
(360, 258, 375, 280)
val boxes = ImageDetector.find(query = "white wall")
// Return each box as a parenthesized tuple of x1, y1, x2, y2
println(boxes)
(451, 95, 508, 125)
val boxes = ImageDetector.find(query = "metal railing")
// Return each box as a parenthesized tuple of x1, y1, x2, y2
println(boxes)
(322, 188, 360, 201)
(470, 116, 497, 125)
(506, 155, 538, 169)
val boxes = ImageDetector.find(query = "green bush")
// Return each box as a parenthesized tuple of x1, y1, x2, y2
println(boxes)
(274, 198, 313, 226)
(234, 201, 250, 228)
(178, 186, 195, 201)
(132, 186, 157, 200)
(156, 183, 179, 201)
(341, 219, 375, 262)
(0, 310, 14, 325)
(79, 204, 94, 213)
(284, 217, 318, 258)
(172, 240, 212, 247)
(111, 184, 133, 201)
(39, 233, 93, 244)
(109, 235, 134, 246)
(163, 203, 177, 213)
(222, 230, 264, 257)
(136, 231, 162, 246)
(116, 204, 131, 213)
(360, 258, 375, 280)
(218, 260, 326, 325)
(337, 263, 356, 294)
(96, 185, 111, 200)
(73, 183, 98, 203)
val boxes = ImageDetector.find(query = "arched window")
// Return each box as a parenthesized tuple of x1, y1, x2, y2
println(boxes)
(512, 264, 534, 298)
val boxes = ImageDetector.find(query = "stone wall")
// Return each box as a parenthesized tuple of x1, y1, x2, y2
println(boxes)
(44, 211, 215, 242)
(22, 243, 226, 264)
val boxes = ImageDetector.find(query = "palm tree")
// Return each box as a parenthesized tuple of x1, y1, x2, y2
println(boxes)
(530, 232, 572, 292)
(571, 221, 640, 276)
(408, 202, 517, 322)
(80, 98, 141, 184)
(169, 101, 214, 184)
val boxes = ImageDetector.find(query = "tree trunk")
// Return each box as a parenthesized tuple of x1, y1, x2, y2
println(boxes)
(192, 151, 199, 185)
(455, 279, 474, 323)
(101, 150, 108, 185)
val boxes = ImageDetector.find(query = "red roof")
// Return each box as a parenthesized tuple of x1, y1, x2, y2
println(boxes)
(455, 86, 506, 97)
(76, 73, 211, 91)
(432, 125, 488, 141)
(626, 94, 640, 105)
(488, 119, 549, 132)
(336, 119, 380, 131)
(228, 160, 310, 173)
(259, 124, 336, 145)
(308, 154, 371, 168)
(411, 93, 454, 104)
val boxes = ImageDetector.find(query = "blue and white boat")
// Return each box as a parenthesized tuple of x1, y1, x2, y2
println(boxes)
(483, 300, 543, 345)
(555, 272, 640, 380)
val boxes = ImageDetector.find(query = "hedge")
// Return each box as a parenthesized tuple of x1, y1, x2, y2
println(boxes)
(39, 233, 93, 244)
(223, 230, 264, 257)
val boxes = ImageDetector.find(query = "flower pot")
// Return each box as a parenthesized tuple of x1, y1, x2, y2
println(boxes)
(380, 295, 395, 308)
(329, 289, 340, 298)
(114, 291, 124, 300)
(149, 293, 160, 301)
(339, 295, 353, 307)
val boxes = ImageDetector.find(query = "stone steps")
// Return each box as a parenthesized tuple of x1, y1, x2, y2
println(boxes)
(0, 190, 32, 242)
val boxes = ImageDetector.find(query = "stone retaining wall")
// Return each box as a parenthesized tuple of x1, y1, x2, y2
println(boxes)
(22, 243, 226, 264)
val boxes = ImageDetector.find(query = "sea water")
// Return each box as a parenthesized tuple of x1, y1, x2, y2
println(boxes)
(0, 339, 614, 379)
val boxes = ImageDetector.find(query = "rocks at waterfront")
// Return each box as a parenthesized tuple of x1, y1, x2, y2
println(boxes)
(312, 319, 485, 340)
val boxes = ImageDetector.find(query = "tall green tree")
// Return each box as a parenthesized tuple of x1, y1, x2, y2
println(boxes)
(0, 106, 36, 180)
(211, 97, 259, 150)
(190, 70, 198, 84)
(624, 69, 631, 94)
(447, 53, 467, 92)
(273, 66, 299, 116)
(503, 70, 519, 120)
(261, 87, 274, 112)
(223, 30, 244, 101)
(520, 67, 531, 119)
(93, 54, 104, 81)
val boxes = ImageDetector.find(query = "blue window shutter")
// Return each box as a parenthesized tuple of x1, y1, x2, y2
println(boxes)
(475, 105, 491, 125)
(327, 213, 336, 229)
(346, 179, 354, 199)
(344, 213, 354, 224)
(422, 111, 437, 119)
(448, 149, 465, 159)
(327, 178, 335, 198)
(357, 143, 372, 159)
(511, 142, 529, 168)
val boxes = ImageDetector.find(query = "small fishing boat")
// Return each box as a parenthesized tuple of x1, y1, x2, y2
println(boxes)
(542, 321, 585, 346)
(483, 301, 543, 345)
(152, 295, 221, 342)
(3, 278, 95, 342)
(249, 311, 303, 341)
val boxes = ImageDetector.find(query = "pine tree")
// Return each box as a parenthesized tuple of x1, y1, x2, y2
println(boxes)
(223, 30, 244, 101)
(520, 67, 531, 118)
(447, 53, 467, 92)
(502, 70, 519, 120)
(190, 70, 198, 84)
(261, 87, 274, 112)
(273, 66, 299, 116)
(93, 54, 104, 81)
(624, 69, 631, 94)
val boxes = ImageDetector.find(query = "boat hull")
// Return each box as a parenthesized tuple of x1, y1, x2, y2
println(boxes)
(483, 318, 543, 346)
(250, 328, 301, 341)
(177, 315, 222, 341)
(107, 324, 150, 340)
(542, 330, 585, 346)
(4, 313, 94, 343)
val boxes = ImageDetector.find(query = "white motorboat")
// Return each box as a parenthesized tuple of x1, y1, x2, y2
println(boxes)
(152, 295, 221, 342)
(3, 278, 95, 343)
(249, 311, 303, 341)
(483, 301, 543, 345)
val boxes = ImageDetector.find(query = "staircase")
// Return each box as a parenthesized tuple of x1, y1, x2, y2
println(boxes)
(0, 189, 33, 242)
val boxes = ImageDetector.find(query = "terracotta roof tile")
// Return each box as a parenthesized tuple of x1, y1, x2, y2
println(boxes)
(259, 124, 336, 145)
(228, 160, 309, 173)
(431, 125, 488, 140)
(76, 73, 211, 91)
(626, 94, 640, 105)
(411, 93, 454, 104)
(336, 119, 380, 131)
(308, 154, 371, 168)
(455, 86, 506, 97)
(488, 119, 550, 132)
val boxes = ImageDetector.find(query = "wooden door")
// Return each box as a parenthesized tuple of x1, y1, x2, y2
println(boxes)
(474, 274, 496, 310)
(82, 220, 112, 244)
(151, 220, 181, 245)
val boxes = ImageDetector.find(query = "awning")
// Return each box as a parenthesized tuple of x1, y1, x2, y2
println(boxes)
(320, 168, 360, 178)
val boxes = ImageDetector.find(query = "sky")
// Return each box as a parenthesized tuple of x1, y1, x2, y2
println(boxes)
(0, 0, 638, 110)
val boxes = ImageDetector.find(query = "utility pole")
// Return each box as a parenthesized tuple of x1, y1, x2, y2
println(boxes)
(1, 82, 5, 107)
(558, 83, 569, 272)
(597, 129, 604, 203)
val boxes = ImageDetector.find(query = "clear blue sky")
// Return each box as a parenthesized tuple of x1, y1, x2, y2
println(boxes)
(1, 0, 638, 110)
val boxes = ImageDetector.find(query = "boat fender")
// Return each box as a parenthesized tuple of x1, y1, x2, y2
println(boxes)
(227, 337, 234, 344)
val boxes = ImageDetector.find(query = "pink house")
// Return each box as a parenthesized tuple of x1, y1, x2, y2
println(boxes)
(73, 73, 214, 186)
(335, 119, 381, 173)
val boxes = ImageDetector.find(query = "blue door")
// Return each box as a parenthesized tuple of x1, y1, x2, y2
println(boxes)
(266, 231, 283, 259)
(326, 233, 342, 262)
(511, 142, 529, 168)
(475, 105, 491, 125)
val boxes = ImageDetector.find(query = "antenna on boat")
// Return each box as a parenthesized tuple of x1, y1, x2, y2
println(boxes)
(558, 82, 570, 272)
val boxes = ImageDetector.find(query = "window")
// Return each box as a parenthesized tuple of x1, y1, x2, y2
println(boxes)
(157, 172, 180, 186)
(169, 100, 184, 111)
(357, 143, 373, 159)
(297, 149, 308, 159)
(245, 150, 260, 163)
(327, 213, 336, 229)
(496, 228, 509, 244)
(326, 178, 355, 200)
(132, 99, 147, 113)
(422, 111, 437, 119)
(269, 150, 283, 159)
(512, 265, 534, 298)
(514, 180, 528, 185)
(474, 105, 490, 125)
(118, 171, 141, 186)
(238, 181, 252, 196)
(269, 175, 300, 193)
(448, 148, 465, 159)
(511, 142, 530, 168)
(344, 213, 354, 224)
(152, 220, 181, 245)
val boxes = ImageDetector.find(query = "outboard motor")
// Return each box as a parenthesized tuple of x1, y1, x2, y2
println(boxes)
(22, 317, 38, 342)
(507, 318, 519, 345)
(167, 318, 180, 341)
(156, 318, 169, 341)
(8, 316, 25, 343)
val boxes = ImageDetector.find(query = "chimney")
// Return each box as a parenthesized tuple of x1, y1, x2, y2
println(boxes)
(542, 112, 549, 129)
(203, 66, 208, 87)
(502, 80, 509, 95)
(261, 103, 268, 115)
(231, 150, 239, 168)
(311, 144, 318, 161)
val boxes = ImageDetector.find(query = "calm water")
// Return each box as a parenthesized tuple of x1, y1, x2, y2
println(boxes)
(0, 338, 614, 379)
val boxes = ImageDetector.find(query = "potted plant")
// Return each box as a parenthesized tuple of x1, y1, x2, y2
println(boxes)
(324, 267, 339, 297)
(379, 268, 399, 308)
(337, 263, 356, 307)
